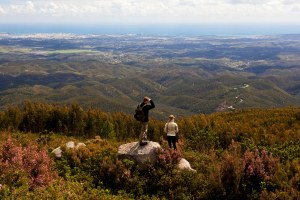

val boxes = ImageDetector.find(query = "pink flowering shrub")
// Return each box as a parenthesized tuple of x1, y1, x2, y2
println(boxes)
(242, 149, 278, 191)
(0, 137, 57, 191)
(220, 141, 279, 199)
(156, 148, 181, 165)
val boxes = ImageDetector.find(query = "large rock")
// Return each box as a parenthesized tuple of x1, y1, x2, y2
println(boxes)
(178, 158, 196, 172)
(52, 141, 86, 158)
(52, 146, 63, 158)
(118, 141, 162, 168)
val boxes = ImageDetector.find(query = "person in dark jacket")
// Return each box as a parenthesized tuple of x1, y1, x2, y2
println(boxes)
(139, 96, 155, 145)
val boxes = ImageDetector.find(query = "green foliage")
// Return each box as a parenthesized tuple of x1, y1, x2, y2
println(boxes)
(2, 106, 23, 131)
(100, 120, 116, 139)
(185, 127, 220, 152)
(181, 107, 300, 149)
(68, 103, 86, 135)
(0, 101, 143, 141)
(268, 140, 300, 163)
(0, 103, 299, 199)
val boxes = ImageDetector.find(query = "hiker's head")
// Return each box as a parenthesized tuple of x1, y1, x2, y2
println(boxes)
(169, 115, 175, 121)
(143, 96, 150, 103)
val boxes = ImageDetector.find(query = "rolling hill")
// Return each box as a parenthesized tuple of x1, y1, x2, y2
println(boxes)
(0, 33, 299, 118)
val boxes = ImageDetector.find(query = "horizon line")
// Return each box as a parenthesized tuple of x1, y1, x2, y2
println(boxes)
(0, 23, 299, 36)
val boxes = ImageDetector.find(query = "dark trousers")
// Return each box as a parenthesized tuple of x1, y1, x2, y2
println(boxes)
(167, 136, 176, 150)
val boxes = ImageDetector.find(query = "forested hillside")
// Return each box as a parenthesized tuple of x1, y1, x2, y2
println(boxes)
(1, 34, 300, 116)
(0, 102, 299, 199)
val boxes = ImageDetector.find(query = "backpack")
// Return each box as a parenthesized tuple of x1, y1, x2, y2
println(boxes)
(134, 104, 145, 121)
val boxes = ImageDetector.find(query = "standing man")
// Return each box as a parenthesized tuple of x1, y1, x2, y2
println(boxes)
(138, 96, 155, 145)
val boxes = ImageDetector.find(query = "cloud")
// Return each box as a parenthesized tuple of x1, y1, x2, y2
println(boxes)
(7, 1, 35, 14)
(25, 1, 35, 11)
(226, 0, 272, 4)
(0, 6, 5, 14)
(177, 0, 196, 7)
(291, 5, 300, 12)
(282, 0, 300, 4)
(0, 0, 299, 24)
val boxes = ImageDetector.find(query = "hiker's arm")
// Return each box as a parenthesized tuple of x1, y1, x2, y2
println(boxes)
(175, 124, 178, 133)
(149, 99, 155, 109)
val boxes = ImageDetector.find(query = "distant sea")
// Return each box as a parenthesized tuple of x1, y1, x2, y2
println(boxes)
(0, 24, 299, 36)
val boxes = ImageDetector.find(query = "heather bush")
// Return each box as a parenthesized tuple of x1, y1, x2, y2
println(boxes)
(268, 159, 300, 198)
(241, 148, 278, 196)
(53, 142, 215, 199)
(153, 169, 210, 199)
(218, 141, 284, 199)
(260, 188, 300, 200)
(288, 160, 300, 191)
(120, 148, 217, 199)
(124, 162, 210, 199)
(5, 178, 134, 200)
(220, 140, 243, 199)
(53, 141, 132, 192)
(156, 148, 182, 165)
(0, 137, 57, 198)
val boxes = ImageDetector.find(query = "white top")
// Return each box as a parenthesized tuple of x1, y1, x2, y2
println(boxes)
(164, 120, 178, 136)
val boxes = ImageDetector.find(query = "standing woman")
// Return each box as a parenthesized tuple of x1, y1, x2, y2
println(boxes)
(164, 115, 178, 150)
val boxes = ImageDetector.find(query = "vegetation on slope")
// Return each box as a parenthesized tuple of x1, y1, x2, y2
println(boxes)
(0, 102, 299, 199)
(1, 34, 300, 115)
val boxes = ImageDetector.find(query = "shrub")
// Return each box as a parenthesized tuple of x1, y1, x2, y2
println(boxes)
(242, 149, 278, 194)
(220, 140, 243, 199)
(156, 148, 182, 166)
(268, 140, 300, 163)
(4, 178, 134, 200)
(53, 142, 131, 192)
(0, 137, 57, 194)
(185, 127, 220, 152)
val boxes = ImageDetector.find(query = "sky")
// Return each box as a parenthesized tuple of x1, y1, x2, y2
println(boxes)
(0, 0, 300, 25)
(0, 0, 300, 35)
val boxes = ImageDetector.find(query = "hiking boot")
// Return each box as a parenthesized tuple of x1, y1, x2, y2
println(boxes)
(139, 140, 148, 146)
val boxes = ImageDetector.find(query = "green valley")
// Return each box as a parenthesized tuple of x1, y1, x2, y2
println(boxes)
(0, 34, 299, 118)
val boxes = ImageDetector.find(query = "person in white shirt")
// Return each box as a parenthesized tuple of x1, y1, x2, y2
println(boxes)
(164, 115, 178, 150)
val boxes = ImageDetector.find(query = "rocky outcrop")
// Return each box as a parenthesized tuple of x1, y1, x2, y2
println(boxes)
(118, 141, 196, 172)
(52, 141, 86, 158)
(117, 141, 162, 168)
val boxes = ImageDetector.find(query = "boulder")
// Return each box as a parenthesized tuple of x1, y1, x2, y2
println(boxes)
(76, 142, 86, 149)
(118, 141, 162, 168)
(52, 147, 63, 158)
(178, 158, 196, 172)
(86, 135, 105, 145)
(66, 141, 75, 148)
(52, 141, 86, 158)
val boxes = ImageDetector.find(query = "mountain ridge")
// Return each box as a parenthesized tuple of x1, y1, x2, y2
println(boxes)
(0, 34, 299, 117)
